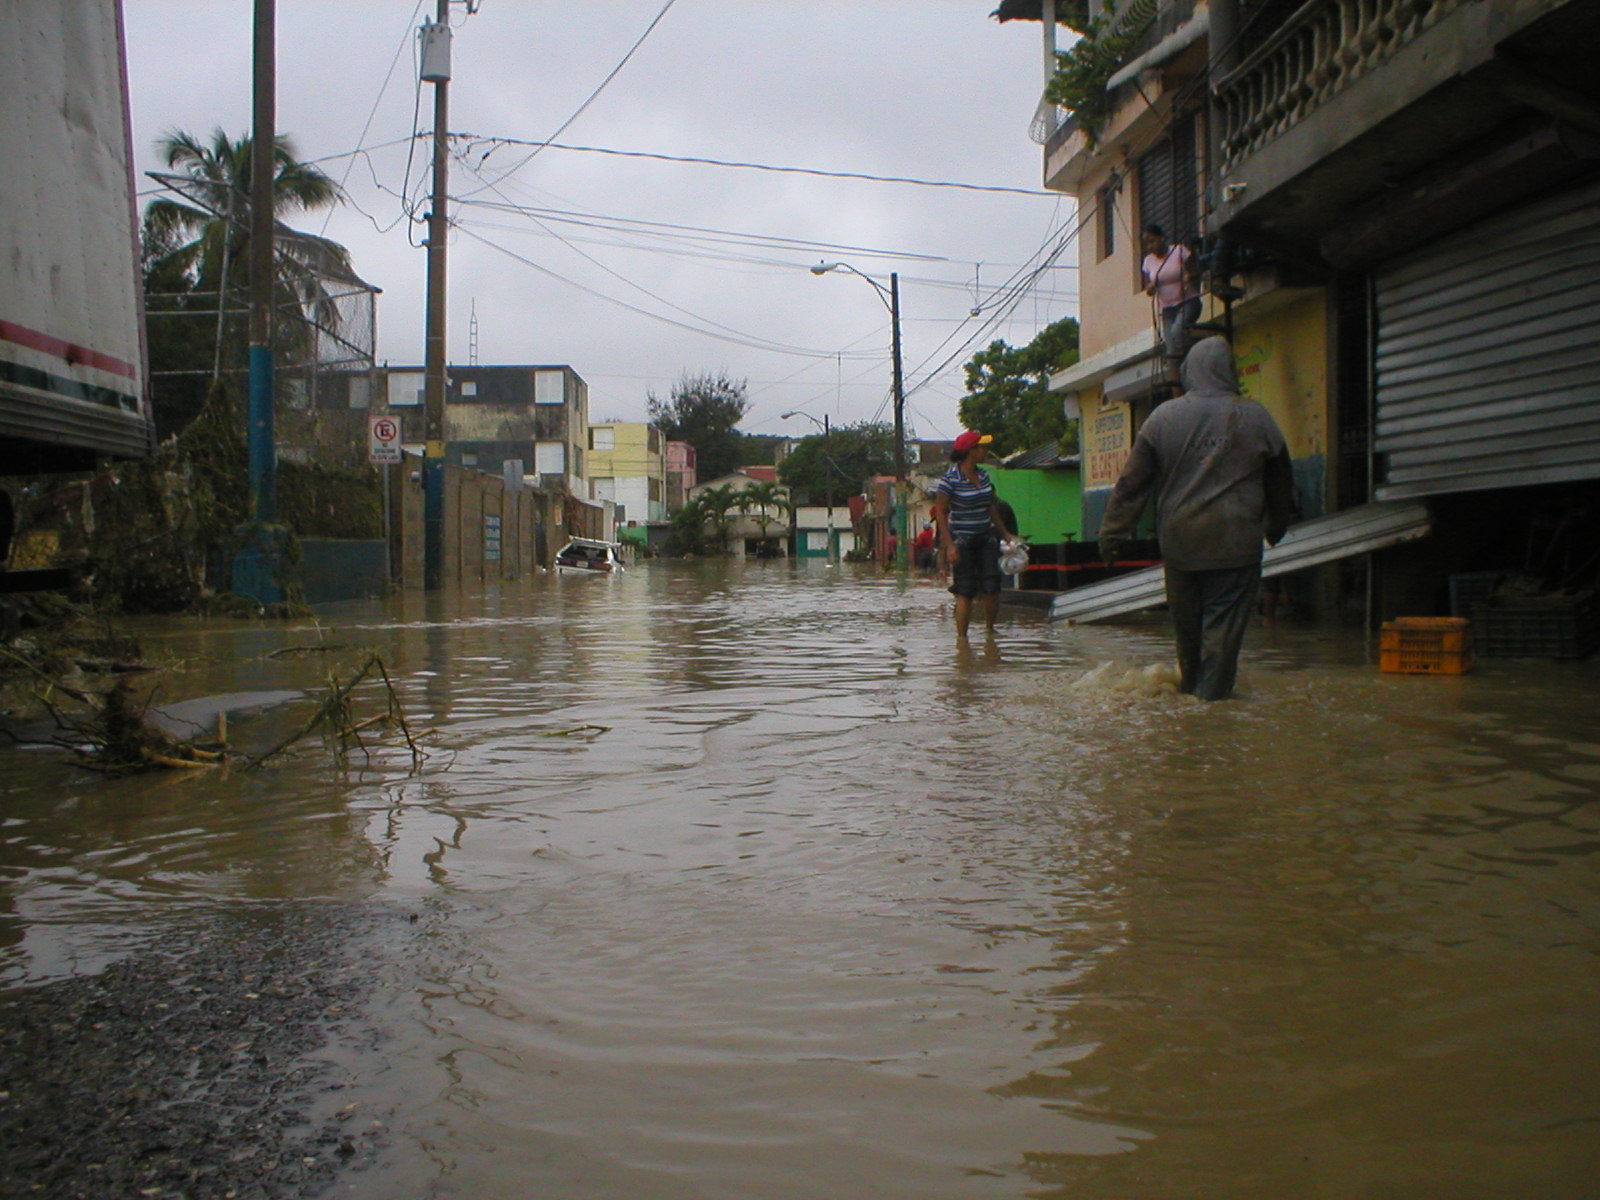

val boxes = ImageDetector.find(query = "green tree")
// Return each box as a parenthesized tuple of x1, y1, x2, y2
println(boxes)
(141, 128, 346, 436)
(1044, 0, 1158, 143)
(959, 316, 1081, 458)
(665, 493, 711, 556)
(144, 127, 344, 287)
(738, 480, 791, 541)
(648, 372, 750, 482)
(777, 421, 897, 506)
(695, 482, 742, 551)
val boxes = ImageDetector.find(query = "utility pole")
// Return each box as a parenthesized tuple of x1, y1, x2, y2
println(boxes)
(248, 0, 276, 525)
(890, 271, 908, 572)
(421, 2, 451, 590)
(233, 0, 283, 604)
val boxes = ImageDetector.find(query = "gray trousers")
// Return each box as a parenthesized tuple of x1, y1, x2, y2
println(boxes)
(1164, 562, 1262, 701)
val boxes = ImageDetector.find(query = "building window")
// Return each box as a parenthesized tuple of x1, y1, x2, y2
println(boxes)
(461, 452, 478, 468)
(590, 427, 615, 451)
(460, 380, 478, 397)
(386, 371, 424, 406)
(649, 477, 662, 502)
(534, 370, 564, 405)
(648, 427, 661, 455)
(534, 441, 565, 474)
(1136, 113, 1199, 248)
(1096, 179, 1118, 262)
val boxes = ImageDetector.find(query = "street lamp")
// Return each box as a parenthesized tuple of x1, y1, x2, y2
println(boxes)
(810, 261, 907, 570)
(781, 409, 835, 561)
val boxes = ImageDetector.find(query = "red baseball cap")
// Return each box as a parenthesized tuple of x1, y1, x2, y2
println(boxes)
(952, 431, 993, 454)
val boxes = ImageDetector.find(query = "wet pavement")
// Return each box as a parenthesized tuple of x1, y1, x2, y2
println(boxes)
(2, 560, 1597, 1198)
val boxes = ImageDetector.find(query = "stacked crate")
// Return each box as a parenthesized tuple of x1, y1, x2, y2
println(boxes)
(1472, 589, 1599, 659)
(1379, 617, 1473, 675)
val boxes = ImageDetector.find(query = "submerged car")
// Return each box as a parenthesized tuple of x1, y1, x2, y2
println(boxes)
(554, 538, 626, 575)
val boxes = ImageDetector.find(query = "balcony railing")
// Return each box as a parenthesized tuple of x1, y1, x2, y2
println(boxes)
(1215, 0, 1467, 175)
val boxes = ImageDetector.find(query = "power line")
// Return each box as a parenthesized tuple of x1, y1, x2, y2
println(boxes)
(457, 225, 874, 360)
(321, 0, 428, 237)
(459, 0, 678, 198)
(456, 134, 1059, 197)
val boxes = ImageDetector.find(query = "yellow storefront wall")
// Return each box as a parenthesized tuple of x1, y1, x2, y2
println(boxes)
(1077, 290, 1330, 536)
(1233, 289, 1329, 517)
(1233, 291, 1327, 463)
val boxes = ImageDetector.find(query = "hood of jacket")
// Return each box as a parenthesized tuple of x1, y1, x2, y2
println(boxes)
(1180, 336, 1241, 398)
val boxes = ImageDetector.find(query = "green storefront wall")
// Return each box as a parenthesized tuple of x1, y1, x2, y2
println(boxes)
(990, 468, 1082, 545)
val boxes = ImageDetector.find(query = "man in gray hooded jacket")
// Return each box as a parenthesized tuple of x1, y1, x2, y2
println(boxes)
(1098, 336, 1297, 700)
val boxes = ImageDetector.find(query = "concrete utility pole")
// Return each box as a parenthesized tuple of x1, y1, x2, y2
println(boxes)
(421, 1, 451, 590)
(889, 271, 907, 573)
(233, 0, 283, 604)
(809, 262, 909, 571)
(248, 0, 276, 524)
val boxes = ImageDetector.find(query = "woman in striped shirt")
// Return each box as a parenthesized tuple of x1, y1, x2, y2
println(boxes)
(933, 430, 1021, 640)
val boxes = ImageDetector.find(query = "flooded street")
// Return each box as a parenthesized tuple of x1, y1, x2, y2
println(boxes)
(3, 561, 1598, 1198)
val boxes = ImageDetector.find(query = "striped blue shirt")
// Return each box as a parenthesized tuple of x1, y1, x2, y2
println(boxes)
(938, 465, 996, 537)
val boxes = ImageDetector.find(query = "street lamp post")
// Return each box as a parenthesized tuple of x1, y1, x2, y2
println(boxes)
(810, 262, 907, 571)
(781, 410, 835, 561)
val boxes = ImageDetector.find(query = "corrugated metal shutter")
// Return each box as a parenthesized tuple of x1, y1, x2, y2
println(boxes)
(1136, 114, 1198, 242)
(1373, 178, 1600, 498)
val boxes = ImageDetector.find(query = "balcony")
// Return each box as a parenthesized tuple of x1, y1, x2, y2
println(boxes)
(1208, 0, 1600, 262)
(1216, 0, 1469, 178)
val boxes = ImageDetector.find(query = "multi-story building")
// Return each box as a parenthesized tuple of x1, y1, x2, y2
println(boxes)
(1003, 0, 1600, 619)
(381, 363, 590, 497)
(587, 421, 667, 525)
(664, 440, 697, 510)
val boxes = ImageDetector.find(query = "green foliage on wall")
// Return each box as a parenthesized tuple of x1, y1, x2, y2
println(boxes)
(1044, 0, 1157, 142)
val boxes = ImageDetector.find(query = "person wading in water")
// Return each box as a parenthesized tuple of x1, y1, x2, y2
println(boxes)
(934, 430, 1022, 642)
(1098, 337, 1297, 700)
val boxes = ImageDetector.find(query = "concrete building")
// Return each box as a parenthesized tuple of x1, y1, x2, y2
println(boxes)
(587, 421, 667, 526)
(664, 440, 697, 510)
(1001, 0, 1600, 622)
(688, 470, 791, 557)
(381, 363, 590, 499)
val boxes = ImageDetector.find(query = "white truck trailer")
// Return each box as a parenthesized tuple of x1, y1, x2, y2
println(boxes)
(0, 0, 153, 479)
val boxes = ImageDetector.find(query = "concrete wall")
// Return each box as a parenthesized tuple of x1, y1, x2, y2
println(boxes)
(1233, 289, 1330, 519)
(299, 539, 387, 604)
(390, 452, 556, 588)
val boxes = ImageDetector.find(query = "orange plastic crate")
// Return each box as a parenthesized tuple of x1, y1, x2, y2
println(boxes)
(1380, 617, 1473, 675)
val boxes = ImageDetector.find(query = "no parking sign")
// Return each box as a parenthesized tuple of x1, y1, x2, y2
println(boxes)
(368, 414, 402, 464)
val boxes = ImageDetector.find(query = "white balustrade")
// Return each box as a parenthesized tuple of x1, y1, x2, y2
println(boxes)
(1216, 0, 1466, 174)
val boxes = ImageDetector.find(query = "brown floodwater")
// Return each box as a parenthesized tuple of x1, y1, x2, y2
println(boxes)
(3, 560, 1597, 1198)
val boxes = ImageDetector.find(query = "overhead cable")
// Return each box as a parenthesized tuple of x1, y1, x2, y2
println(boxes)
(457, 134, 1059, 197)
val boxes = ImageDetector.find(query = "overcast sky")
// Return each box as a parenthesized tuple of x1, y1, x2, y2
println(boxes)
(122, 1, 1076, 439)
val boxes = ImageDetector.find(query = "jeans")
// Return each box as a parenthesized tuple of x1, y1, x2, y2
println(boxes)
(1164, 562, 1262, 701)
(1161, 296, 1202, 364)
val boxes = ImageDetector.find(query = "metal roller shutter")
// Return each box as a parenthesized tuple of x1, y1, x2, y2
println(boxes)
(1373, 177, 1600, 499)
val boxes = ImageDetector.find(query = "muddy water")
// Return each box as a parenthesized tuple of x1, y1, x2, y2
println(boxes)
(3, 561, 1598, 1198)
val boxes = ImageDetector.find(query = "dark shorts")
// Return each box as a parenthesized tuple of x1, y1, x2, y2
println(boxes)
(948, 532, 1002, 599)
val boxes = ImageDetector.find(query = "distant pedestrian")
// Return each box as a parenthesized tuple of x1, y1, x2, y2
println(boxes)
(913, 521, 936, 570)
(934, 431, 1022, 641)
(1098, 337, 1297, 700)
(1141, 224, 1201, 383)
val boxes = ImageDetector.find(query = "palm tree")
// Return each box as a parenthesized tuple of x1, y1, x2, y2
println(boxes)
(143, 127, 344, 293)
(696, 483, 741, 552)
(738, 480, 791, 543)
(141, 128, 350, 434)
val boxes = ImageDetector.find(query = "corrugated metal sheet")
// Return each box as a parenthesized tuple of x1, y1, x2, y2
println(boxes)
(1048, 499, 1431, 622)
(1373, 178, 1600, 499)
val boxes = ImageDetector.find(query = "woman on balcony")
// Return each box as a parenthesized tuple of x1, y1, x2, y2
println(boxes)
(1142, 224, 1202, 384)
